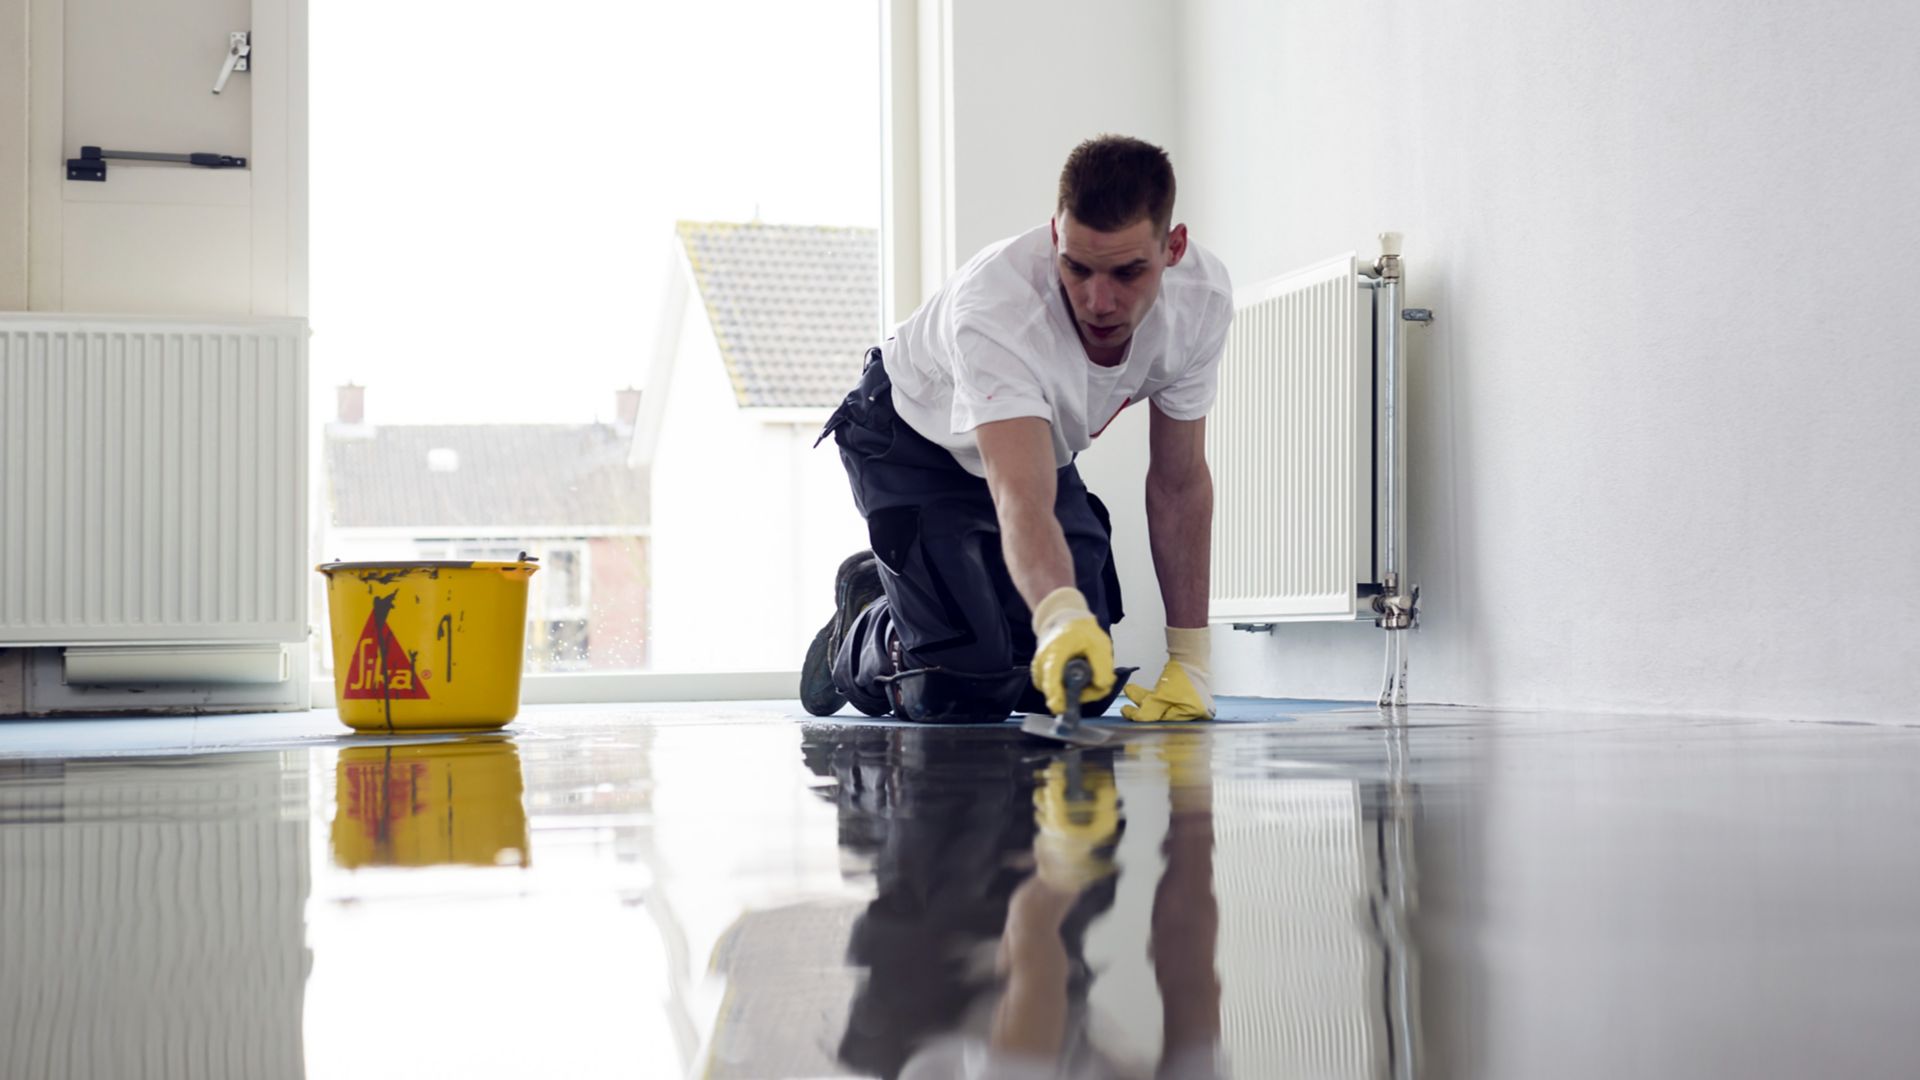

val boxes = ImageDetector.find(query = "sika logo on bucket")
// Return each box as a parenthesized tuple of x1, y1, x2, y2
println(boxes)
(344, 609, 430, 700)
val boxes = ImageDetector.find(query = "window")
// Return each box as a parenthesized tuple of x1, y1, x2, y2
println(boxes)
(310, 3, 883, 688)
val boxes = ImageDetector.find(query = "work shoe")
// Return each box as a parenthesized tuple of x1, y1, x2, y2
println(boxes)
(800, 550, 885, 716)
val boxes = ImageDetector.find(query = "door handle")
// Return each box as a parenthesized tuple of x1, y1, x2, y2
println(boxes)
(213, 31, 250, 95)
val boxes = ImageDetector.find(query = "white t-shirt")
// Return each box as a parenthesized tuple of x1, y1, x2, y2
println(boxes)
(883, 223, 1234, 478)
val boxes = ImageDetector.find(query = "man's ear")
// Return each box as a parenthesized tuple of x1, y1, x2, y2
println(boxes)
(1050, 216, 1059, 251)
(1165, 223, 1189, 267)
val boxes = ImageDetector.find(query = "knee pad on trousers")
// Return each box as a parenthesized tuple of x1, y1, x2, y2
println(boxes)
(879, 667, 1028, 724)
(883, 665, 1140, 724)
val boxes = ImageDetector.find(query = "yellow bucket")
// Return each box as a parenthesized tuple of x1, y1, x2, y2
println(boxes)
(316, 559, 539, 733)
(330, 739, 530, 868)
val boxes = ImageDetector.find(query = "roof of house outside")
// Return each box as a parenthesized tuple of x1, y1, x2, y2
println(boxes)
(326, 423, 648, 530)
(676, 221, 879, 408)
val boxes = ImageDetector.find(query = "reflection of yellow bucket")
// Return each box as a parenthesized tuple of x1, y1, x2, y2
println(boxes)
(330, 739, 530, 869)
(316, 559, 539, 733)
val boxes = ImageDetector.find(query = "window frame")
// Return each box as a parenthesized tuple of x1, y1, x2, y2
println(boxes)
(308, 2, 927, 706)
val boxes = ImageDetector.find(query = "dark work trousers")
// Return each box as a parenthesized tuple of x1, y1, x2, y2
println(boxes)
(817, 347, 1125, 723)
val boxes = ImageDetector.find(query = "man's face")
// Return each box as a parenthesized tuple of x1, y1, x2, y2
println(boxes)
(1051, 211, 1188, 360)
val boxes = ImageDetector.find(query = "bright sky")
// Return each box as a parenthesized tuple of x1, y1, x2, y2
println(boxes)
(309, 1, 883, 425)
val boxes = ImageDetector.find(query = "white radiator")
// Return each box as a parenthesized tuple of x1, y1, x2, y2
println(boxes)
(0, 315, 308, 648)
(1208, 254, 1370, 621)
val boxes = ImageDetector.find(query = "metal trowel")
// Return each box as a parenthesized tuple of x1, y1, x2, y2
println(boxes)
(1021, 657, 1113, 746)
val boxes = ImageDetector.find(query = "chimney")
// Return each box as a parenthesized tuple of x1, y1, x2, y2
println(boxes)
(337, 382, 365, 425)
(615, 386, 642, 430)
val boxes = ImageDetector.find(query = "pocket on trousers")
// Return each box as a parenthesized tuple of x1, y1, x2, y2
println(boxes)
(866, 505, 974, 656)
(867, 506, 919, 575)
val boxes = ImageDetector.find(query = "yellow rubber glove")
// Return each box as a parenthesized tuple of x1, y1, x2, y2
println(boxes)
(1032, 758, 1120, 891)
(1121, 626, 1216, 722)
(1028, 586, 1117, 717)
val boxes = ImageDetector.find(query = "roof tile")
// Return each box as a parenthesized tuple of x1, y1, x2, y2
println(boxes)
(676, 221, 879, 408)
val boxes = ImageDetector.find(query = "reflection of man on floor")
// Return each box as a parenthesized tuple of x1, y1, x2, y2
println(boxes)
(802, 728, 1118, 1079)
(802, 134, 1232, 727)
(903, 741, 1226, 1080)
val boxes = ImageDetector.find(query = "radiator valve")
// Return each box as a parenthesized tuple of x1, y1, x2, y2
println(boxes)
(1376, 231, 1403, 281)
(1373, 582, 1420, 631)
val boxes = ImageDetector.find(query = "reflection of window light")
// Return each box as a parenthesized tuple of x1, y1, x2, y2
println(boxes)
(543, 619, 591, 672)
(537, 545, 589, 621)
(419, 541, 592, 672)
(546, 549, 584, 611)
(447, 541, 591, 622)
(426, 448, 459, 472)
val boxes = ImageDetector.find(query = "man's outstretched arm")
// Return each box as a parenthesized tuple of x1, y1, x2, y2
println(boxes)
(976, 417, 1074, 607)
(976, 417, 1116, 713)
(1126, 404, 1217, 721)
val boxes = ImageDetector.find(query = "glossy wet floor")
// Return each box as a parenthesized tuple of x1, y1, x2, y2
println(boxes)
(3, 701, 1918, 1079)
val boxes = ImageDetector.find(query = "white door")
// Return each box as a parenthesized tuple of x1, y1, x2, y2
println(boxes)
(24, 0, 304, 317)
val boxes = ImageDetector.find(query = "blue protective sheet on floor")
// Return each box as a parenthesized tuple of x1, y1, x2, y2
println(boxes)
(1212, 695, 1364, 720)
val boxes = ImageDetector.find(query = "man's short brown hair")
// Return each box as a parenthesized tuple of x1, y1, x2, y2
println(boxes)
(1056, 135, 1177, 235)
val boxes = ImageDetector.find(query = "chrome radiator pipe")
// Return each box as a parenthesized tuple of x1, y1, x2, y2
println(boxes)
(1375, 233, 1416, 707)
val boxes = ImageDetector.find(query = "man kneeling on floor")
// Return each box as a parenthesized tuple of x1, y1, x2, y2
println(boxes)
(803, 134, 1233, 725)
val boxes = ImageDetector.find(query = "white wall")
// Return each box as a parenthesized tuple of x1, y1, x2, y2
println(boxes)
(1, 0, 307, 714)
(649, 301, 765, 670)
(785, 418, 877, 668)
(941, 0, 1182, 673)
(1171, 0, 1920, 721)
(0, 0, 26, 309)
(647, 295, 868, 673)
(6, 0, 303, 316)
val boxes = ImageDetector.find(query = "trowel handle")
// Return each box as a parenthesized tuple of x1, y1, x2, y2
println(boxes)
(1062, 657, 1093, 705)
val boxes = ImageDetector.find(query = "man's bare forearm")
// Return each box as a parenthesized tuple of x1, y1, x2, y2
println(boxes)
(998, 494, 1076, 610)
(978, 417, 1077, 610)
(1146, 464, 1213, 628)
